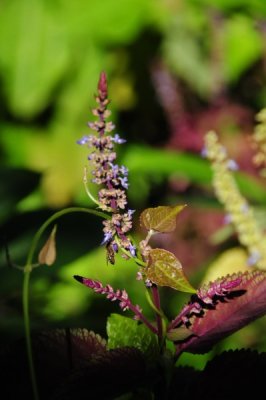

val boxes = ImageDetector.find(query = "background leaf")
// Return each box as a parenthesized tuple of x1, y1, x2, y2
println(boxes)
(140, 205, 186, 233)
(223, 14, 263, 83)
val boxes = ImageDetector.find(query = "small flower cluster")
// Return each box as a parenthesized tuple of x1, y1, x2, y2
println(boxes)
(252, 108, 266, 176)
(168, 274, 242, 329)
(74, 275, 132, 311)
(203, 130, 266, 270)
(77, 72, 136, 261)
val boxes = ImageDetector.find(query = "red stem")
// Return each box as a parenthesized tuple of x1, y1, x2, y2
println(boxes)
(129, 304, 158, 335)
(151, 285, 163, 340)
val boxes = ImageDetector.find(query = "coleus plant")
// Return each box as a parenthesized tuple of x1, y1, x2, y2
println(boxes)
(5, 73, 266, 400)
(73, 72, 266, 356)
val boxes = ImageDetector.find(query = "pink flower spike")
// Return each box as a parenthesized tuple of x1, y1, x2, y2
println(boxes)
(74, 275, 158, 334)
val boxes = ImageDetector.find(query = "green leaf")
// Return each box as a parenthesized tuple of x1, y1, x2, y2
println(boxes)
(0, 166, 41, 223)
(146, 249, 196, 293)
(140, 205, 186, 233)
(223, 14, 263, 82)
(107, 313, 159, 360)
(60, 0, 163, 45)
(0, 0, 69, 117)
(123, 145, 266, 204)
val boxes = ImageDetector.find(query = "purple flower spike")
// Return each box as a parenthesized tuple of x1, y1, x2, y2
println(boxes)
(78, 72, 135, 263)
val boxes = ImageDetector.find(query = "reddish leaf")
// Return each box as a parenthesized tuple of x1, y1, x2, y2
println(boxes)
(175, 270, 266, 354)
(140, 205, 186, 233)
(146, 248, 196, 293)
(35, 328, 107, 368)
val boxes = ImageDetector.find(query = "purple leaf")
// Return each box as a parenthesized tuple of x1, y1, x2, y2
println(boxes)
(174, 270, 266, 354)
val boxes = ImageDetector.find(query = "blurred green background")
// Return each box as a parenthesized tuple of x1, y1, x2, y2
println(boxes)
(1, 0, 266, 369)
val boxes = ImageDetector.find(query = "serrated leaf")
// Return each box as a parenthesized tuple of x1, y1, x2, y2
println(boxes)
(140, 205, 186, 233)
(35, 328, 107, 368)
(0, 329, 148, 399)
(107, 313, 159, 360)
(38, 225, 57, 266)
(146, 249, 196, 293)
(176, 270, 266, 354)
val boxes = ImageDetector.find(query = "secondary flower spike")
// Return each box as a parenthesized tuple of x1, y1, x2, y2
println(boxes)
(77, 72, 136, 262)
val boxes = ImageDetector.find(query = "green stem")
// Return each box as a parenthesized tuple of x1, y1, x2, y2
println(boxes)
(22, 207, 109, 400)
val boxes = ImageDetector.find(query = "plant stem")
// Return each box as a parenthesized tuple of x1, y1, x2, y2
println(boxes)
(23, 267, 39, 400)
(129, 304, 158, 334)
(22, 207, 109, 400)
(151, 285, 163, 344)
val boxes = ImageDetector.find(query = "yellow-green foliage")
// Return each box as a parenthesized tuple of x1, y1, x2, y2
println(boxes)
(253, 108, 266, 176)
(204, 130, 266, 270)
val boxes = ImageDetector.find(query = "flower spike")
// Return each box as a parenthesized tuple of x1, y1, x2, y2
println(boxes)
(74, 275, 157, 334)
(77, 72, 136, 263)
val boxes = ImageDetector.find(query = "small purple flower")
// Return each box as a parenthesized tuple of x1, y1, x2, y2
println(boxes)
(120, 165, 128, 176)
(127, 209, 135, 217)
(227, 159, 239, 171)
(223, 213, 232, 224)
(201, 147, 208, 158)
(129, 244, 137, 257)
(112, 134, 126, 144)
(247, 250, 261, 266)
(110, 163, 119, 178)
(145, 279, 153, 288)
(112, 242, 119, 253)
(136, 271, 143, 281)
(101, 231, 113, 245)
(119, 176, 129, 189)
(77, 135, 90, 145)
